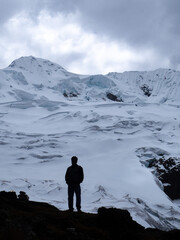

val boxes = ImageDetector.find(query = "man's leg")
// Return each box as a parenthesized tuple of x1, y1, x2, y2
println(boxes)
(68, 185, 74, 211)
(75, 184, 81, 211)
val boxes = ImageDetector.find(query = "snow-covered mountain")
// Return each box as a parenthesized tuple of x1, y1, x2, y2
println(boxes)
(0, 56, 180, 230)
(1, 56, 180, 104)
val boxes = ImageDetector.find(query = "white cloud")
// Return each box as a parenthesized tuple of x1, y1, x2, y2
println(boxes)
(0, 10, 171, 74)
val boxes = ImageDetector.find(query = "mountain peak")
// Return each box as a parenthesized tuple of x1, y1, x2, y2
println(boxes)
(7, 56, 67, 73)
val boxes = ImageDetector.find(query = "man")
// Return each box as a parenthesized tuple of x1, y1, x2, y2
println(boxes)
(65, 156, 84, 212)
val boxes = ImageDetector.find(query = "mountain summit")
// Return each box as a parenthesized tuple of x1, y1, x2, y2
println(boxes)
(7, 56, 67, 74)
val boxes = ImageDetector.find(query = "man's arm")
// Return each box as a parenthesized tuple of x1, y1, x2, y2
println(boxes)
(79, 166, 84, 183)
(65, 167, 70, 184)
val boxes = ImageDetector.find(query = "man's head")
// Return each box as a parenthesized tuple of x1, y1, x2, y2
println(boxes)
(71, 156, 78, 165)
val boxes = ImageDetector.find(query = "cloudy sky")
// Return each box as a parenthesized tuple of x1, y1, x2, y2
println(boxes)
(0, 0, 180, 74)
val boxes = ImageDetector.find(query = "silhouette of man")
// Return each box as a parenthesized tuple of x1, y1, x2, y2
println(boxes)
(65, 156, 84, 212)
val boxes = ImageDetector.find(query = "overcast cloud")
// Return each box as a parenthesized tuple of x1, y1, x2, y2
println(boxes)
(0, 0, 180, 74)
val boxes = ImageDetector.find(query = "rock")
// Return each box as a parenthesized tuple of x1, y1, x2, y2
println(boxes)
(0, 191, 17, 200)
(18, 191, 29, 201)
(98, 207, 143, 239)
(140, 84, 152, 97)
(0, 191, 179, 239)
(148, 157, 180, 200)
(106, 93, 122, 102)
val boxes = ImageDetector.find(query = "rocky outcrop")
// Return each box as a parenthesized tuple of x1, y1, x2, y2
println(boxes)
(0, 191, 179, 240)
(148, 157, 180, 200)
(140, 84, 152, 97)
(106, 92, 123, 102)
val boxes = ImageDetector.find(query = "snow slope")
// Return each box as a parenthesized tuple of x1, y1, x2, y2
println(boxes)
(0, 56, 180, 230)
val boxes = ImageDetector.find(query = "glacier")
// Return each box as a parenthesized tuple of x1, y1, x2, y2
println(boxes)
(0, 56, 180, 230)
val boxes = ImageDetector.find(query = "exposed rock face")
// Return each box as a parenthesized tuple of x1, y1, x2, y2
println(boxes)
(140, 84, 152, 97)
(106, 92, 123, 102)
(147, 157, 180, 200)
(98, 207, 144, 239)
(63, 92, 78, 97)
(0, 191, 180, 240)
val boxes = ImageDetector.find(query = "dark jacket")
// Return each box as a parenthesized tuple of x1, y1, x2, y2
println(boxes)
(65, 164, 84, 185)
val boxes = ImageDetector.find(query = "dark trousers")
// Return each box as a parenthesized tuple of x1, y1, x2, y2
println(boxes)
(68, 184, 81, 211)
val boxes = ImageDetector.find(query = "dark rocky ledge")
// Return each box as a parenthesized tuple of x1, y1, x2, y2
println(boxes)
(106, 92, 123, 102)
(0, 191, 179, 240)
(147, 157, 180, 200)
